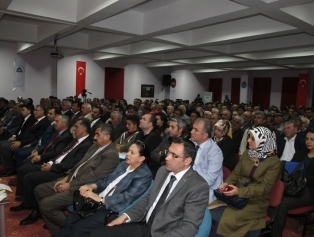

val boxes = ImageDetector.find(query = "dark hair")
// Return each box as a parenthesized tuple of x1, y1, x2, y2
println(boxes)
(156, 113, 168, 130)
(127, 105, 138, 112)
(72, 101, 82, 109)
(50, 107, 61, 115)
(174, 108, 184, 117)
(77, 117, 91, 134)
(190, 110, 201, 118)
(97, 123, 113, 140)
(171, 137, 196, 165)
(94, 105, 103, 116)
(148, 114, 157, 129)
(126, 115, 139, 127)
(306, 129, 314, 136)
(22, 104, 34, 113)
(134, 140, 146, 156)
(305, 107, 314, 112)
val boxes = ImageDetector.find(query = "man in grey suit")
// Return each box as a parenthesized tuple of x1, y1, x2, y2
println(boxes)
(90, 137, 209, 237)
(34, 123, 119, 235)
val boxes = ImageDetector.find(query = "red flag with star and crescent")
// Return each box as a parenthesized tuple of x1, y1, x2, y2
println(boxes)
(295, 74, 309, 107)
(76, 61, 86, 96)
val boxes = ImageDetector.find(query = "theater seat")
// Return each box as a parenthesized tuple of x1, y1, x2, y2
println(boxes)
(288, 205, 314, 237)
(259, 179, 284, 237)
(194, 209, 212, 237)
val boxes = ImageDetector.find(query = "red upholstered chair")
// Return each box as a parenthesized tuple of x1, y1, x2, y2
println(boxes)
(222, 166, 231, 181)
(288, 205, 314, 237)
(260, 179, 285, 237)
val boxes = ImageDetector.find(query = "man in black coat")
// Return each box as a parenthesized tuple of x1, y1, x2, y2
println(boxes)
(0, 105, 50, 176)
(10, 118, 93, 225)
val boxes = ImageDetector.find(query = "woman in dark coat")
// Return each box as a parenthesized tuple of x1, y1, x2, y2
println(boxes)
(273, 129, 314, 236)
(213, 120, 236, 171)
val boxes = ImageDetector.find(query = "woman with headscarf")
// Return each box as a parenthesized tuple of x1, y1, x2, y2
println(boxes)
(213, 120, 236, 171)
(209, 125, 281, 237)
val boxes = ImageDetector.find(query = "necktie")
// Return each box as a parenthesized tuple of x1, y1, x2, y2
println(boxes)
(54, 139, 78, 164)
(41, 133, 60, 154)
(146, 175, 177, 235)
(195, 145, 200, 154)
(69, 147, 103, 181)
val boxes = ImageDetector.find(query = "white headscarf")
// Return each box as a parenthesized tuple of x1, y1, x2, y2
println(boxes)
(248, 126, 277, 161)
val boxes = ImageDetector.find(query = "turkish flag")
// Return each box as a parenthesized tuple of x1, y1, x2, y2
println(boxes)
(76, 61, 86, 96)
(295, 74, 309, 107)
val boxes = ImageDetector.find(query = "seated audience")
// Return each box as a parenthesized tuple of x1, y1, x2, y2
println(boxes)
(232, 115, 244, 154)
(135, 113, 162, 177)
(61, 100, 73, 117)
(110, 111, 126, 141)
(151, 117, 187, 166)
(273, 129, 314, 237)
(35, 124, 119, 235)
(114, 115, 140, 152)
(209, 126, 281, 237)
(277, 120, 307, 161)
(68, 101, 82, 128)
(90, 137, 209, 237)
(0, 104, 50, 176)
(213, 120, 236, 171)
(53, 141, 151, 237)
(12, 107, 59, 175)
(190, 118, 223, 203)
(10, 118, 93, 225)
(90, 105, 103, 137)
(81, 103, 92, 121)
(155, 112, 168, 139)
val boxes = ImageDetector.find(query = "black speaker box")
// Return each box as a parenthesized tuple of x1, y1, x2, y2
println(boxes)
(162, 75, 171, 86)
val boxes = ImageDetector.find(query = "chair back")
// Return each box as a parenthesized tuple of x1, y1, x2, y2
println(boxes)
(194, 209, 212, 237)
(222, 166, 231, 181)
(269, 179, 284, 207)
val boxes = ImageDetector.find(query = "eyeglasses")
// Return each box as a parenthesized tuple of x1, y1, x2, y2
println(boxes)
(165, 150, 183, 159)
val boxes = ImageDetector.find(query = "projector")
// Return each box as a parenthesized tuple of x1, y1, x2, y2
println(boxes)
(50, 50, 64, 58)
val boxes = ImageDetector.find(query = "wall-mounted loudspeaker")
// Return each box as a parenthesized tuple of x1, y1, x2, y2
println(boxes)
(162, 75, 171, 86)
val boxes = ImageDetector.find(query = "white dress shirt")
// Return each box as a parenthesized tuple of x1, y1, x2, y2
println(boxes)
(280, 135, 296, 161)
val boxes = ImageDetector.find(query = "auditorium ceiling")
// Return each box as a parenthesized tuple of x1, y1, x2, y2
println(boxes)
(1, 0, 314, 72)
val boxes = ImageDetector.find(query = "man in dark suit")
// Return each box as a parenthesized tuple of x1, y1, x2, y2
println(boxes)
(0, 99, 10, 118)
(0, 99, 16, 125)
(0, 104, 24, 137)
(90, 137, 209, 237)
(68, 101, 82, 128)
(136, 113, 162, 177)
(0, 105, 50, 176)
(277, 120, 307, 161)
(10, 118, 93, 225)
(100, 104, 111, 123)
(12, 107, 61, 174)
(90, 105, 103, 137)
(35, 123, 119, 235)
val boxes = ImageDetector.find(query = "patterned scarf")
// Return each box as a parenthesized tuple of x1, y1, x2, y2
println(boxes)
(248, 126, 277, 161)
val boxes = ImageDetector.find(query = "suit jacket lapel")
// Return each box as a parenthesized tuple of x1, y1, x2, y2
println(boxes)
(162, 168, 193, 206)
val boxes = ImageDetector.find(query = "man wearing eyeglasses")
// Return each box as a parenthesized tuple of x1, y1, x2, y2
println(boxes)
(190, 118, 223, 203)
(90, 137, 209, 237)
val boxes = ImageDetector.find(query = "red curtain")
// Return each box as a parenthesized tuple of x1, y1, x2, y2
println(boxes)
(280, 77, 298, 108)
(76, 61, 86, 96)
(252, 77, 271, 109)
(231, 78, 240, 104)
(209, 78, 222, 102)
(105, 67, 124, 100)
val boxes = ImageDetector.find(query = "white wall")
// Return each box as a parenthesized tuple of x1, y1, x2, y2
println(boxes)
(57, 54, 105, 99)
(0, 41, 56, 104)
(124, 64, 170, 103)
(171, 70, 209, 102)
